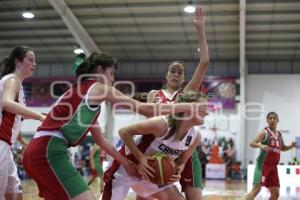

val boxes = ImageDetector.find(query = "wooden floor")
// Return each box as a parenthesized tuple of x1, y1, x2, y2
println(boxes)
(22, 179, 300, 200)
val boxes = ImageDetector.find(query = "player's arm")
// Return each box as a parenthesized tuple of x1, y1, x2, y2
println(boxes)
(176, 131, 201, 172)
(17, 132, 28, 147)
(88, 83, 200, 117)
(90, 121, 137, 177)
(89, 144, 98, 170)
(184, 6, 209, 92)
(2, 78, 45, 121)
(281, 138, 297, 151)
(250, 130, 269, 152)
(168, 132, 201, 183)
(119, 117, 168, 179)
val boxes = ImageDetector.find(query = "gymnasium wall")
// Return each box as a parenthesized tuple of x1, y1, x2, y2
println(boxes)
(246, 74, 300, 165)
(31, 60, 300, 79)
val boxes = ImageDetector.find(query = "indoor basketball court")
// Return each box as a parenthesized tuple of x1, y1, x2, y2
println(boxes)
(1, 0, 300, 200)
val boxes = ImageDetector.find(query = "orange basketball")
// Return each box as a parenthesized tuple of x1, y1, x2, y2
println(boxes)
(148, 153, 177, 186)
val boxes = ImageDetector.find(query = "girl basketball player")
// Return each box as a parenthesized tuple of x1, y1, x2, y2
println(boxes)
(246, 112, 297, 200)
(146, 6, 209, 200)
(103, 91, 208, 200)
(88, 144, 105, 194)
(23, 52, 205, 200)
(0, 46, 45, 200)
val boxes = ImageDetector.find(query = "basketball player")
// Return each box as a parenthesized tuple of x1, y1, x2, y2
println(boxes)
(246, 112, 297, 200)
(22, 52, 205, 200)
(145, 6, 209, 200)
(88, 144, 104, 195)
(103, 91, 208, 200)
(0, 46, 45, 200)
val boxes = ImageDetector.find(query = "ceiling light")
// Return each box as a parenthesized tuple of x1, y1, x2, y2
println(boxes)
(22, 12, 34, 19)
(73, 48, 84, 54)
(184, 5, 195, 13)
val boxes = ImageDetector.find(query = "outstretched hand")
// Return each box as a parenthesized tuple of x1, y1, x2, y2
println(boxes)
(192, 6, 205, 26)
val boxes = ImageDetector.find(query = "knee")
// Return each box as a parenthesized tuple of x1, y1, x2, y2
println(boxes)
(184, 189, 202, 200)
(253, 186, 261, 194)
(271, 190, 279, 199)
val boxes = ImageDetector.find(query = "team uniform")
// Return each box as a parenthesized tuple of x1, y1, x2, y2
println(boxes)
(253, 127, 282, 188)
(102, 116, 199, 200)
(23, 79, 101, 200)
(0, 74, 24, 198)
(154, 89, 203, 192)
(91, 149, 104, 177)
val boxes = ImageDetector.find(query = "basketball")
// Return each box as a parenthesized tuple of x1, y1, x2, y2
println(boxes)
(148, 153, 177, 186)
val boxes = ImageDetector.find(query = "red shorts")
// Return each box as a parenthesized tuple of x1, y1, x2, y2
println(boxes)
(261, 163, 280, 188)
(23, 136, 89, 199)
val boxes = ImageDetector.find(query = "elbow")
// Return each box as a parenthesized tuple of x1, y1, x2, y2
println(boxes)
(119, 128, 127, 140)
(200, 60, 209, 68)
(2, 100, 12, 111)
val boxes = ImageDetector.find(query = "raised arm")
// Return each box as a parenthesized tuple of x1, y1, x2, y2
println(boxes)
(2, 78, 45, 121)
(184, 6, 209, 92)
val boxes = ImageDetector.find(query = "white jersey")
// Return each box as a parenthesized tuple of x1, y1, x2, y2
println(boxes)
(103, 116, 199, 199)
(0, 74, 25, 145)
(125, 116, 198, 160)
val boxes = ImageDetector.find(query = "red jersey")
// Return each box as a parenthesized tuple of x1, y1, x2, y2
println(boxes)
(153, 89, 181, 104)
(256, 127, 282, 165)
(38, 79, 101, 146)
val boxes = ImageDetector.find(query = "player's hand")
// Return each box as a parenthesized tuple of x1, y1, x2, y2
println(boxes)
(193, 102, 209, 118)
(260, 144, 270, 152)
(192, 6, 205, 27)
(39, 113, 47, 121)
(290, 141, 297, 148)
(168, 174, 181, 184)
(137, 155, 155, 180)
(168, 164, 184, 183)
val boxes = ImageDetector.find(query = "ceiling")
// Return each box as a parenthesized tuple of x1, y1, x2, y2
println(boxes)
(0, 0, 299, 63)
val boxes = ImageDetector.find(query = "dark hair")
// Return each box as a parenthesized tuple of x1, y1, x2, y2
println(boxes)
(163, 91, 207, 140)
(166, 60, 185, 73)
(1, 46, 33, 78)
(267, 111, 278, 120)
(75, 52, 117, 79)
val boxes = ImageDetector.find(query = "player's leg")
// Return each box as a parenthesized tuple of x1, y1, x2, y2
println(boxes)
(5, 152, 22, 200)
(267, 165, 280, 200)
(150, 185, 185, 200)
(23, 136, 92, 199)
(246, 184, 262, 200)
(181, 150, 203, 200)
(246, 162, 264, 200)
(268, 187, 279, 200)
(0, 141, 10, 200)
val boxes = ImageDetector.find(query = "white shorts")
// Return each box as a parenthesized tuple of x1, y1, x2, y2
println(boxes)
(0, 140, 22, 199)
(110, 165, 174, 199)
